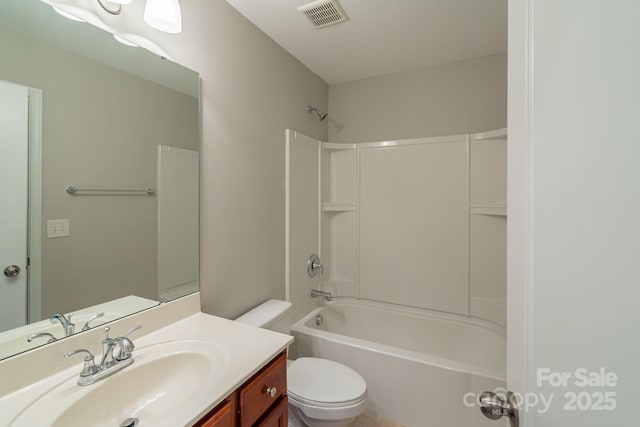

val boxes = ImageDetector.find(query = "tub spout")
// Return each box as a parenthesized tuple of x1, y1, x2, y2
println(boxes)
(311, 289, 333, 301)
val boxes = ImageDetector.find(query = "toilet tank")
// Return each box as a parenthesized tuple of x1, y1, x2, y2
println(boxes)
(235, 299, 293, 334)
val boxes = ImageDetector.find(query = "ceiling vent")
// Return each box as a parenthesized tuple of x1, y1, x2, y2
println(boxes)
(298, 0, 349, 29)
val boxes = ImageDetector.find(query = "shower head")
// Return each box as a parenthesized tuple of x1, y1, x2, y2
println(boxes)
(307, 105, 328, 121)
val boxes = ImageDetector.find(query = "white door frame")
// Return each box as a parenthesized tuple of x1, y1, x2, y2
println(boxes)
(507, 0, 533, 425)
(27, 88, 42, 323)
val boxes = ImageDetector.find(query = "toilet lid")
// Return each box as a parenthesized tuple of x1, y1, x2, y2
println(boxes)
(287, 358, 367, 406)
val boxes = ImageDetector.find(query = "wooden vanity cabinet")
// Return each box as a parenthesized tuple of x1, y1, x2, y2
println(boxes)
(194, 351, 287, 427)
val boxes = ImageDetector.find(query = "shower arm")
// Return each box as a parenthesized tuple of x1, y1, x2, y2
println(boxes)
(307, 105, 327, 121)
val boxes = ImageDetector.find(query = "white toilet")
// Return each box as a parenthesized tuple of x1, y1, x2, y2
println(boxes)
(235, 300, 368, 427)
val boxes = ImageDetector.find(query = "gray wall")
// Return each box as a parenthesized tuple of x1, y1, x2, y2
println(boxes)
(328, 53, 507, 143)
(161, 0, 329, 319)
(0, 27, 199, 317)
(133, 2, 503, 320)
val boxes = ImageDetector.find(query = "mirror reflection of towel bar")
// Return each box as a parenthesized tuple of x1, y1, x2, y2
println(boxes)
(65, 186, 156, 195)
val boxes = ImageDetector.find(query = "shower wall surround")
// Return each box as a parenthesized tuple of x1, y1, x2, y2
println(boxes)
(286, 129, 507, 326)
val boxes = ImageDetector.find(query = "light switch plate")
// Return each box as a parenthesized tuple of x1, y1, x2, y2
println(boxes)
(47, 219, 70, 238)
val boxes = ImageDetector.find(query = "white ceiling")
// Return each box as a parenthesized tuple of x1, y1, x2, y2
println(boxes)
(225, 0, 507, 85)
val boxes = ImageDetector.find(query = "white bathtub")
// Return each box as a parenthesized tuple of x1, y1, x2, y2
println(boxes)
(290, 298, 507, 427)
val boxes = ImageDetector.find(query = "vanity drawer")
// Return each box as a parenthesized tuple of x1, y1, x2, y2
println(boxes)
(239, 351, 287, 427)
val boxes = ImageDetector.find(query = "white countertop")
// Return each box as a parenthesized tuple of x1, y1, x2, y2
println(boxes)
(0, 296, 293, 427)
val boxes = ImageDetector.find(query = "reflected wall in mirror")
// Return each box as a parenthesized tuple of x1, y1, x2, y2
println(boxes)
(0, 0, 200, 360)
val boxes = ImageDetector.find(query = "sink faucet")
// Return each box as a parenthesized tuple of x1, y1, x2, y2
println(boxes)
(311, 289, 333, 301)
(50, 313, 75, 337)
(27, 332, 57, 343)
(99, 325, 140, 369)
(66, 325, 142, 386)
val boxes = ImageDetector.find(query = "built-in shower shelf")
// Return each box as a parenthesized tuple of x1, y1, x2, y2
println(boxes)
(470, 204, 507, 217)
(322, 202, 357, 212)
(322, 143, 357, 151)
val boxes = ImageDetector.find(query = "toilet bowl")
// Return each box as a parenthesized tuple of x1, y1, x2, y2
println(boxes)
(287, 358, 368, 427)
(235, 300, 369, 427)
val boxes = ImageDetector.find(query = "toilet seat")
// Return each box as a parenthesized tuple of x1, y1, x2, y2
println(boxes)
(287, 358, 367, 408)
(289, 392, 366, 409)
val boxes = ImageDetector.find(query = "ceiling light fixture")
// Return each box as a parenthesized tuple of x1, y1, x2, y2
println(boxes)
(94, 0, 182, 34)
(113, 34, 138, 47)
(144, 0, 182, 34)
(96, 0, 123, 15)
(52, 6, 86, 22)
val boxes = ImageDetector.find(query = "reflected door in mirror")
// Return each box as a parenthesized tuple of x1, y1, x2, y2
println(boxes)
(0, 81, 29, 332)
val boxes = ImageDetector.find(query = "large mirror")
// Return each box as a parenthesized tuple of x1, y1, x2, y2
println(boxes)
(0, 0, 200, 359)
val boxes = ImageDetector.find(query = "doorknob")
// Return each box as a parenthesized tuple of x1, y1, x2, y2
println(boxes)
(479, 391, 519, 427)
(3, 265, 20, 278)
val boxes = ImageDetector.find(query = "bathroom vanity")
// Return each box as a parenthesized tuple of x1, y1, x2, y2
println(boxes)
(0, 293, 292, 427)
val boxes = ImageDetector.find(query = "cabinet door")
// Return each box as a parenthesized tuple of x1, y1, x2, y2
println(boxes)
(239, 352, 286, 427)
(195, 400, 234, 427)
(256, 396, 288, 427)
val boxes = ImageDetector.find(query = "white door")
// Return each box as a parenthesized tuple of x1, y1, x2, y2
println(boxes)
(0, 81, 29, 332)
(503, 1, 640, 426)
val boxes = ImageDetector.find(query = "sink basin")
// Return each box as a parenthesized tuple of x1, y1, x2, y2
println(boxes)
(9, 340, 227, 427)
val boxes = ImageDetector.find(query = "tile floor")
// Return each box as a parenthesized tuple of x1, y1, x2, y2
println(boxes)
(354, 413, 406, 427)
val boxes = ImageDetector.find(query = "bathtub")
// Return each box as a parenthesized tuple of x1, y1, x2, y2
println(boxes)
(290, 298, 507, 427)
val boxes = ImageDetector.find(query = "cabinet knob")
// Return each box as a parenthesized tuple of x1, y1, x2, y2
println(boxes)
(265, 386, 277, 398)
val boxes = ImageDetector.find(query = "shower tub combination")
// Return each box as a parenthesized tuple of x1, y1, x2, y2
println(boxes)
(290, 298, 506, 427)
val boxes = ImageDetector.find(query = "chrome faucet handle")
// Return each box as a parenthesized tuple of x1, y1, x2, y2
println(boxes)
(307, 254, 324, 277)
(103, 326, 111, 341)
(65, 349, 99, 377)
(126, 324, 143, 337)
(81, 312, 105, 331)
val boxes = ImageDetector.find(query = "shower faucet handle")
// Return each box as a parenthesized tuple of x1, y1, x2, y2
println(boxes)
(307, 253, 324, 277)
